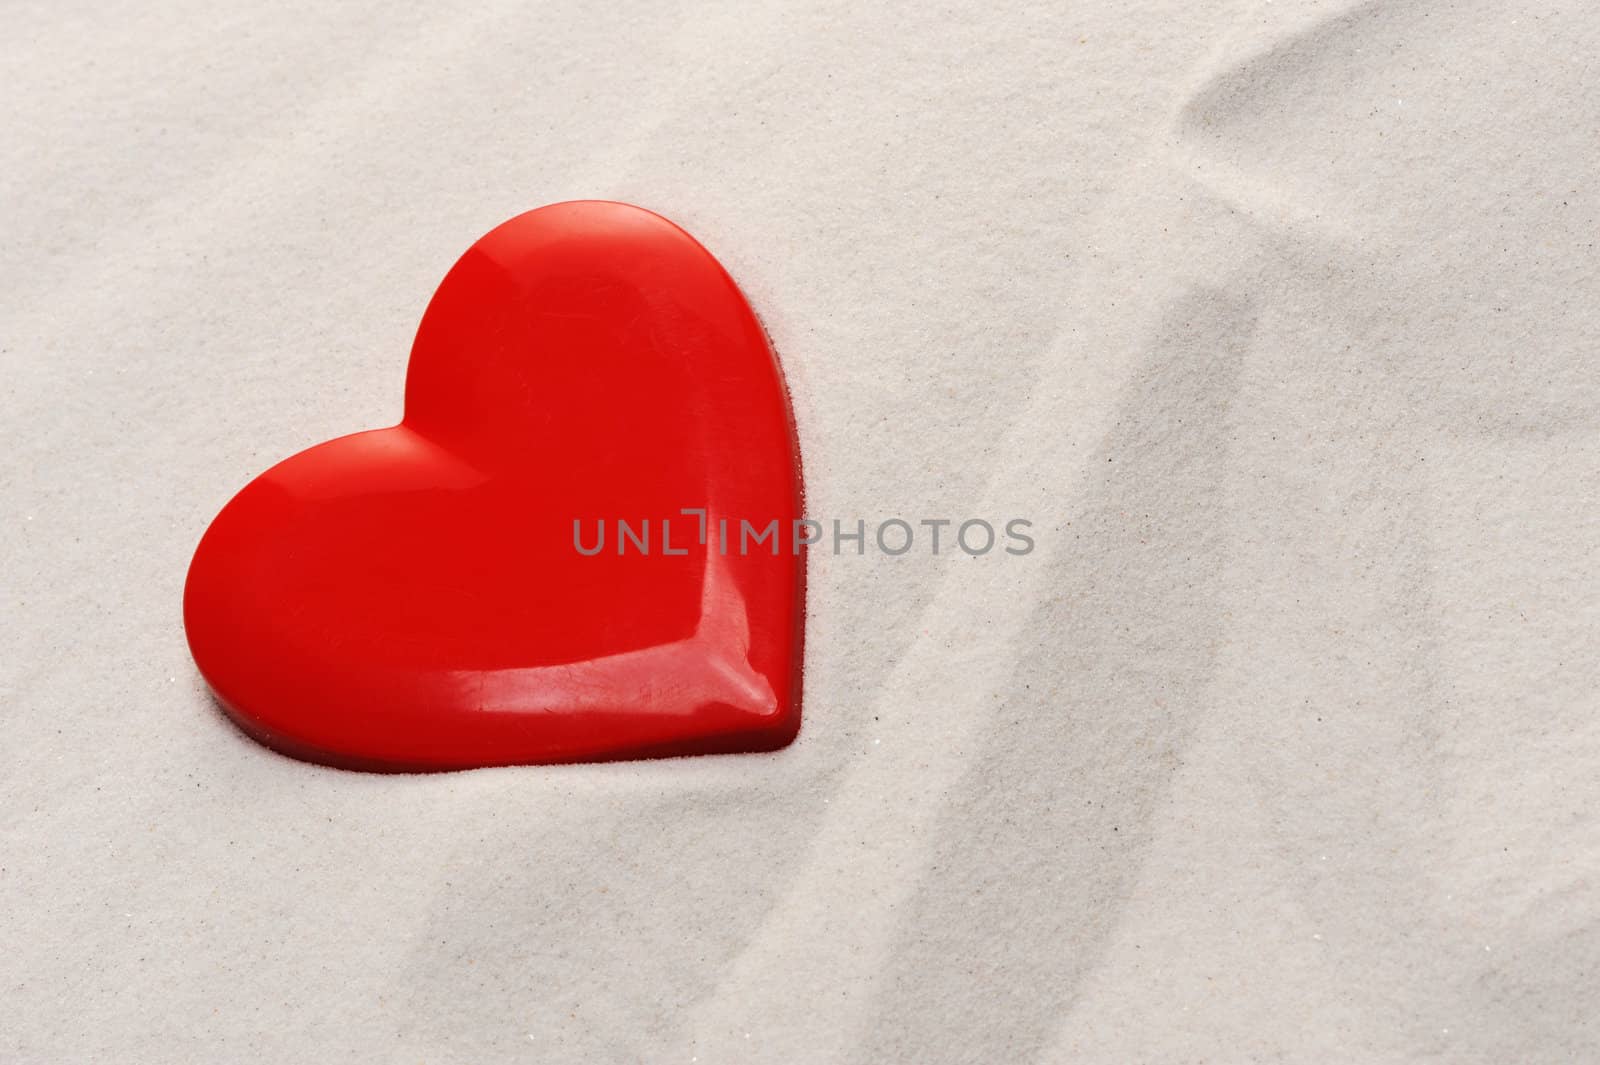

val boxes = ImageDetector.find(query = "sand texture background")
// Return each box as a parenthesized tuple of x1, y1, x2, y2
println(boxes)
(4, 1, 1598, 1061)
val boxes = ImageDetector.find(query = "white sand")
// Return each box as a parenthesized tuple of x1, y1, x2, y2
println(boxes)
(4, 1, 1597, 1061)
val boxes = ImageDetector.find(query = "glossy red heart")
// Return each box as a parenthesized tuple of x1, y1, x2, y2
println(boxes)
(184, 202, 804, 770)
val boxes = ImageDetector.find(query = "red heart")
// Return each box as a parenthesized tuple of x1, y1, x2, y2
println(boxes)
(184, 202, 804, 770)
